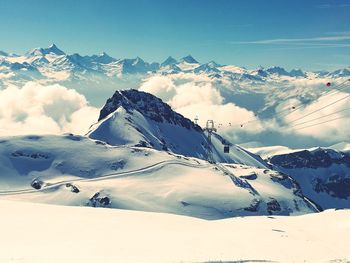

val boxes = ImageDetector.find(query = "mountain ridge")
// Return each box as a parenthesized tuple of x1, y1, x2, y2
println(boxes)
(1, 44, 349, 81)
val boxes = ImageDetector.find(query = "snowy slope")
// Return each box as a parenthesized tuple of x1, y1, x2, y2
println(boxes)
(0, 200, 348, 263)
(0, 135, 316, 219)
(88, 89, 267, 167)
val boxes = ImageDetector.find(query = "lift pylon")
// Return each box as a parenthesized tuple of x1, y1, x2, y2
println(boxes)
(203, 120, 217, 163)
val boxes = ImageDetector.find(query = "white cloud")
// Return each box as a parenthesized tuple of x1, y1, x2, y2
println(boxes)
(139, 72, 350, 147)
(139, 74, 264, 135)
(0, 82, 99, 136)
(231, 34, 350, 45)
(282, 91, 350, 141)
(169, 82, 223, 109)
(139, 75, 176, 101)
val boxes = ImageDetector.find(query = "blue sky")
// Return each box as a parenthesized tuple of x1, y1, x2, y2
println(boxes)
(0, 0, 349, 70)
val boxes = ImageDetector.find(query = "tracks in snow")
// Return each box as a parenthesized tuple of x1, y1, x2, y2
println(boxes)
(0, 159, 211, 196)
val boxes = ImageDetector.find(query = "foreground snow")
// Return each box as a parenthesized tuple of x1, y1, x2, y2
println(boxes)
(0, 200, 349, 263)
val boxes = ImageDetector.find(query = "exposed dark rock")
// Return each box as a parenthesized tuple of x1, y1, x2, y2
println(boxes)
(98, 89, 202, 132)
(94, 140, 106, 146)
(31, 179, 44, 190)
(64, 134, 83, 141)
(313, 175, 350, 199)
(269, 148, 350, 169)
(267, 198, 281, 214)
(181, 201, 190, 206)
(66, 183, 80, 193)
(240, 173, 257, 180)
(88, 192, 111, 207)
(11, 151, 50, 160)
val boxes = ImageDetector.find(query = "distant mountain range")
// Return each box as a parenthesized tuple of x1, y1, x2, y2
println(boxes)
(0, 44, 349, 88)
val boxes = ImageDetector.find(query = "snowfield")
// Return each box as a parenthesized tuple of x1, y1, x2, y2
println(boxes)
(0, 135, 316, 219)
(0, 200, 349, 263)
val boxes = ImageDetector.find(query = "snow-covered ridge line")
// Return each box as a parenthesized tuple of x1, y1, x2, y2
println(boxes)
(88, 89, 268, 166)
(1, 44, 349, 82)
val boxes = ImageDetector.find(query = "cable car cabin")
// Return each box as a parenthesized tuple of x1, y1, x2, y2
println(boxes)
(224, 145, 230, 153)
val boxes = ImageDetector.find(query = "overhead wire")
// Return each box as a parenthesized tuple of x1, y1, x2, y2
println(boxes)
(212, 79, 350, 133)
(237, 79, 350, 128)
(287, 90, 350, 125)
(289, 107, 350, 128)
(292, 113, 350, 131)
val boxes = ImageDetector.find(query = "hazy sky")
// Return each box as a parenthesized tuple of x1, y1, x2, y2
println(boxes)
(0, 0, 349, 70)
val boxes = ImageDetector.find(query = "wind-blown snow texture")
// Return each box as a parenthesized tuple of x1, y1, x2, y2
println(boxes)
(0, 200, 349, 263)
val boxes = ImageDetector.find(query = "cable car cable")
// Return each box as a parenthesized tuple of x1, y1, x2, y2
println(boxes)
(237, 79, 350, 128)
(289, 107, 350, 128)
(287, 91, 350, 125)
(292, 113, 350, 131)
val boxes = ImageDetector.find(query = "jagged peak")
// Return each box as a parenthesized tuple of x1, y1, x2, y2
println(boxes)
(99, 51, 110, 57)
(207, 61, 221, 67)
(98, 89, 201, 131)
(88, 52, 116, 64)
(48, 43, 58, 49)
(134, 56, 145, 64)
(289, 68, 306, 77)
(68, 53, 84, 60)
(181, 55, 199, 64)
(161, 56, 178, 67)
(27, 43, 65, 57)
(266, 66, 290, 75)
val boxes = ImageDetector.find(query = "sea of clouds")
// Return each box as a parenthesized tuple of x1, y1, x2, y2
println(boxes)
(140, 73, 350, 147)
(0, 74, 349, 148)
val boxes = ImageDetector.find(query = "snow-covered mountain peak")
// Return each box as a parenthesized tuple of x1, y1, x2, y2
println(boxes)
(89, 52, 116, 64)
(27, 44, 65, 57)
(194, 60, 222, 73)
(181, 55, 199, 64)
(161, 56, 178, 67)
(330, 67, 350, 77)
(97, 89, 201, 130)
(133, 56, 146, 65)
(88, 89, 268, 167)
(289, 68, 306, 77)
(266, 66, 290, 76)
